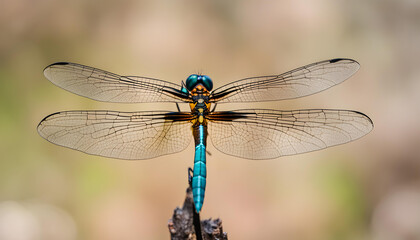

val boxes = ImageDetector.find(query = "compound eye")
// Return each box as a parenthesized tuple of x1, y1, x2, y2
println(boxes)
(201, 75, 213, 91)
(186, 74, 198, 91)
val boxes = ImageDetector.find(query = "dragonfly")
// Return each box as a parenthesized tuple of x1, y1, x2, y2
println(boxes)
(37, 58, 373, 213)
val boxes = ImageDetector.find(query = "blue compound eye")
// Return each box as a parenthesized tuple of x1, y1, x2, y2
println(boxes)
(201, 75, 213, 91)
(186, 74, 213, 91)
(186, 74, 198, 91)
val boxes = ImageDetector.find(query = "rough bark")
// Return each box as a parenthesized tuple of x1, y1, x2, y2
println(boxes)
(168, 187, 228, 240)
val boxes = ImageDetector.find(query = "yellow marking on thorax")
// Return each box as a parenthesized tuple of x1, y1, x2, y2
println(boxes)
(197, 108, 203, 123)
(205, 102, 211, 110)
(190, 103, 196, 111)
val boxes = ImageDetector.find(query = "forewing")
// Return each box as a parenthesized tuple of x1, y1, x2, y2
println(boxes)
(44, 62, 189, 103)
(38, 111, 193, 160)
(208, 109, 373, 159)
(210, 58, 360, 103)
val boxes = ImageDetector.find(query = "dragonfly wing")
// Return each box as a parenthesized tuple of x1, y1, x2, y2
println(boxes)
(210, 58, 360, 103)
(44, 62, 189, 103)
(38, 111, 193, 160)
(208, 109, 373, 159)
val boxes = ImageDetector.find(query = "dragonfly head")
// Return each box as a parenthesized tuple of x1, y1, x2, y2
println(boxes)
(185, 74, 213, 93)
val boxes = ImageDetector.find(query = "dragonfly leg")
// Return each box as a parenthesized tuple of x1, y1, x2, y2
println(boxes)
(188, 167, 194, 185)
(176, 103, 181, 112)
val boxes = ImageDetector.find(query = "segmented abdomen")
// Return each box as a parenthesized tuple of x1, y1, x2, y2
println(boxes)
(192, 124, 207, 213)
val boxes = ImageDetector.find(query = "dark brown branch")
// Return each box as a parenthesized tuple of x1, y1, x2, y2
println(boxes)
(168, 186, 228, 240)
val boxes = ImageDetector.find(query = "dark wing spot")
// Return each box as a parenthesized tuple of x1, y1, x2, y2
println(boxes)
(329, 58, 345, 63)
(53, 62, 70, 65)
(43, 62, 70, 72)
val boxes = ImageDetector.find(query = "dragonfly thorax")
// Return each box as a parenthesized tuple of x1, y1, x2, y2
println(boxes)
(190, 94, 211, 125)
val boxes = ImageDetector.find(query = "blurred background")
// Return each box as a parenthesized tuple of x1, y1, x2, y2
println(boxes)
(1, 0, 420, 239)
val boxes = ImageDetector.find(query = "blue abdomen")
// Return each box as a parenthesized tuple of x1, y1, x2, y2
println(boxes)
(192, 124, 207, 213)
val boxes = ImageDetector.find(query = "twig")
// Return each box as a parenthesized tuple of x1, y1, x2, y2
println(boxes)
(168, 177, 228, 239)
(192, 202, 203, 240)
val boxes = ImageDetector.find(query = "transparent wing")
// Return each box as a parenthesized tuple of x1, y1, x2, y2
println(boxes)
(210, 58, 360, 103)
(208, 109, 373, 159)
(38, 111, 193, 160)
(44, 62, 189, 103)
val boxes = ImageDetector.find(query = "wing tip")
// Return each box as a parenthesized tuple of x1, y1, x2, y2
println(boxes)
(346, 110, 374, 137)
(37, 111, 62, 136)
(354, 110, 374, 129)
(43, 62, 71, 78)
(329, 58, 361, 79)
